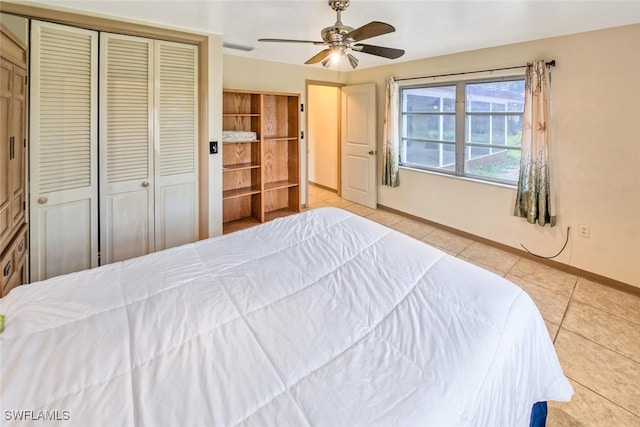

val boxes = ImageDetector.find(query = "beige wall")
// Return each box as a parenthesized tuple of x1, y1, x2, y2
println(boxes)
(344, 24, 640, 288)
(308, 84, 339, 190)
(222, 25, 640, 288)
(206, 34, 224, 237)
(223, 55, 343, 94)
(0, 12, 28, 43)
(7, 0, 638, 287)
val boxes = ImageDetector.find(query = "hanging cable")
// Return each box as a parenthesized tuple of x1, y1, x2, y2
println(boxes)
(520, 226, 570, 259)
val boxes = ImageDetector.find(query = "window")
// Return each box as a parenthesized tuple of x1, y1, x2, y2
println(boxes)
(400, 77, 525, 185)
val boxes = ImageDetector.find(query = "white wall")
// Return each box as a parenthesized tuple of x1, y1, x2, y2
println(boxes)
(345, 24, 640, 288)
(308, 84, 339, 190)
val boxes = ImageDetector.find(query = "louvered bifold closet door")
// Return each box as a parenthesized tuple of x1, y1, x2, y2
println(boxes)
(100, 34, 154, 264)
(154, 41, 198, 250)
(30, 21, 98, 281)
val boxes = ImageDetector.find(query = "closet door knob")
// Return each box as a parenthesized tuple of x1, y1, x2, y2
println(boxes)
(141, 181, 149, 188)
(38, 197, 48, 204)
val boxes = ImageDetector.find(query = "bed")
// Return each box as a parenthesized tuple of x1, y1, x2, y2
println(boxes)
(0, 207, 572, 426)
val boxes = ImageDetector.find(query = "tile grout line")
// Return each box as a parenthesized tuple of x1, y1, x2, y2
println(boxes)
(565, 374, 640, 420)
(559, 326, 640, 366)
(555, 277, 579, 344)
(567, 297, 640, 329)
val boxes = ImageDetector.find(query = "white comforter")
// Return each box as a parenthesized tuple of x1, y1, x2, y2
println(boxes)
(0, 207, 572, 426)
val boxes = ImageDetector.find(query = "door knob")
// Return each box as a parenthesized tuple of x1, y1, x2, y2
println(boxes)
(141, 181, 149, 188)
(368, 150, 377, 155)
(38, 197, 48, 204)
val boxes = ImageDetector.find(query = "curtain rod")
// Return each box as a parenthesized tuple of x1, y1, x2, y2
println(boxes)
(394, 60, 556, 82)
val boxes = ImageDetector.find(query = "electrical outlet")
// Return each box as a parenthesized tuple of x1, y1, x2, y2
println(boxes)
(578, 224, 590, 238)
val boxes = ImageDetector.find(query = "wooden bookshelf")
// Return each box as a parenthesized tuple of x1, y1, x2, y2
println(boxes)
(222, 89, 300, 233)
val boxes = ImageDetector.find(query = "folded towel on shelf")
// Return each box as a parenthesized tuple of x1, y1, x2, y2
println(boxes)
(222, 131, 257, 142)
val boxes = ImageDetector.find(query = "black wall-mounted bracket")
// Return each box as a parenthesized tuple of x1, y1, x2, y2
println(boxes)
(209, 141, 218, 154)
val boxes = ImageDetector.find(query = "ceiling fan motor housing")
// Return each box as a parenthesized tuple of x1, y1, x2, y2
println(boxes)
(329, 1, 350, 12)
(323, 0, 354, 46)
(322, 25, 354, 45)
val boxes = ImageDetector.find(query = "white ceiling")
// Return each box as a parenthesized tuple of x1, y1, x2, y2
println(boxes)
(30, 0, 640, 70)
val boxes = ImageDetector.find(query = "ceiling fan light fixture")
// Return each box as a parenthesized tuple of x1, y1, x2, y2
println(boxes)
(347, 53, 359, 69)
(330, 49, 342, 64)
(222, 41, 256, 52)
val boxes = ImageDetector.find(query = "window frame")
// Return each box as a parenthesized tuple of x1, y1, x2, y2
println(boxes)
(398, 74, 525, 186)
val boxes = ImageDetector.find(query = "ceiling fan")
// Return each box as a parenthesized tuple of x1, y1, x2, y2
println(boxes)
(258, 0, 405, 69)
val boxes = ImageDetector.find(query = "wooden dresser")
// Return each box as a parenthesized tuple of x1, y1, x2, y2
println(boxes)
(1, 23, 28, 296)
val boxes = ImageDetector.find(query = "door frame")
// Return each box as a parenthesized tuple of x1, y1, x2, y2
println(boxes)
(304, 80, 343, 203)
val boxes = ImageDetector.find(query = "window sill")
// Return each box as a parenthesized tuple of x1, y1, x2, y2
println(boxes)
(398, 165, 518, 190)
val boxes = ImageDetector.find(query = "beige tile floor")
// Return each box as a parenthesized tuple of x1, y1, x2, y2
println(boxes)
(306, 185, 640, 427)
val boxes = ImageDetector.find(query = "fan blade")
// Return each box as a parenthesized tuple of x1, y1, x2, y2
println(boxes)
(345, 21, 395, 42)
(353, 44, 405, 59)
(305, 49, 332, 64)
(258, 38, 325, 45)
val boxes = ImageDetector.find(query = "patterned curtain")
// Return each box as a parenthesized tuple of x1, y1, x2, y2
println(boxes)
(382, 77, 400, 187)
(514, 61, 556, 227)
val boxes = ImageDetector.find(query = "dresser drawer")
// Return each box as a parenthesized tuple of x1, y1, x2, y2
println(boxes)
(1, 224, 28, 297)
(14, 226, 27, 263)
(1, 244, 16, 294)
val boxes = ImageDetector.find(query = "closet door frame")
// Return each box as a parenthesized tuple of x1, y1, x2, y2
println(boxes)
(2, 0, 213, 249)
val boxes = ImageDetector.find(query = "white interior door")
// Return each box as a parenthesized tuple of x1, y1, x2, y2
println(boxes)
(100, 33, 154, 264)
(154, 41, 198, 251)
(30, 21, 99, 281)
(341, 83, 377, 209)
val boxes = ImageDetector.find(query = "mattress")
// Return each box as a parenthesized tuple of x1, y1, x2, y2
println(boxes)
(0, 207, 572, 426)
